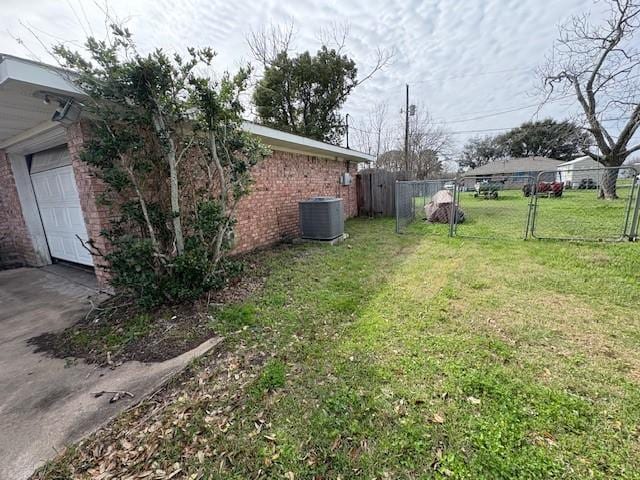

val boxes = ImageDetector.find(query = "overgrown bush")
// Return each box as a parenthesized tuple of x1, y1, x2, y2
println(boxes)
(55, 26, 270, 308)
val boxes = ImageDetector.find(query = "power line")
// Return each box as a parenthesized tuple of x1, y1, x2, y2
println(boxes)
(350, 109, 636, 136)
(431, 94, 576, 125)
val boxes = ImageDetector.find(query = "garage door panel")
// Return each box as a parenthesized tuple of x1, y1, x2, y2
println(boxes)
(76, 245, 93, 264)
(39, 207, 55, 228)
(58, 171, 77, 199)
(54, 207, 67, 228)
(47, 235, 65, 259)
(45, 176, 59, 199)
(31, 176, 50, 198)
(31, 165, 94, 267)
(68, 207, 85, 228)
(63, 239, 76, 256)
(40, 207, 61, 230)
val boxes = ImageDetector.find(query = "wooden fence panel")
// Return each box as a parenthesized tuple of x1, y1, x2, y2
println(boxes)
(356, 169, 412, 217)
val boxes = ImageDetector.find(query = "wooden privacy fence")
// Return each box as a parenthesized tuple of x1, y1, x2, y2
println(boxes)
(356, 169, 413, 217)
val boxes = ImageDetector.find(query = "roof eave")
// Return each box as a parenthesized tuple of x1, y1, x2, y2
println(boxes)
(0, 55, 374, 163)
(0, 54, 82, 97)
(242, 121, 374, 163)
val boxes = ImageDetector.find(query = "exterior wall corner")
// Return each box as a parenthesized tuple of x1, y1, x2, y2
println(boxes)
(232, 151, 358, 254)
(65, 122, 112, 288)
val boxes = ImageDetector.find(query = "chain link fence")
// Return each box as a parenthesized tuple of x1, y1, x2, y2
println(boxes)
(451, 175, 536, 240)
(530, 165, 640, 241)
(395, 179, 453, 234)
(395, 166, 640, 242)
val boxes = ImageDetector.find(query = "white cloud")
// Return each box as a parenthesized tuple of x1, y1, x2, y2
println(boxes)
(0, 0, 613, 152)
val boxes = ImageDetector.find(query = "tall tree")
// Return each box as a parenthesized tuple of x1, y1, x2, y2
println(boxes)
(494, 119, 591, 162)
(250, 21, 392, 144)
(460, 120, 591, 170)
(253, 47, 357, 143)
(460, 136, 504, 170)
(376, 108, 451, 178)
(540, 0, 640, 198)
(351, 102, 393, 157)
(247, 21, 295, 68)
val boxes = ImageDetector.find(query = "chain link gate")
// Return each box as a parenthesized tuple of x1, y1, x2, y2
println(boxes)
(450, 175, 536, 240)
(529, 165, 640, 242)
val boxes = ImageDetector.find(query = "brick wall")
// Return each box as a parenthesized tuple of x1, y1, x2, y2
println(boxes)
(66, 123, 112, 287)
(1, 127, 358, 284)
(233, 150, 358, 253)
(0, 149, 38, 268)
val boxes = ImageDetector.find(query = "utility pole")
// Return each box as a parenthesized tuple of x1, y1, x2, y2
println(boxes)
(345, 113, 350, 149)
(404, 84, 409, 172)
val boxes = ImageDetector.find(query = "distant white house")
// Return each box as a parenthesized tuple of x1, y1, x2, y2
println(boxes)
(556, 156, 604, 187)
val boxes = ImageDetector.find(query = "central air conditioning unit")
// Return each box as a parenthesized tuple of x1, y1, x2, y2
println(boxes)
(298, 197, 344, 240)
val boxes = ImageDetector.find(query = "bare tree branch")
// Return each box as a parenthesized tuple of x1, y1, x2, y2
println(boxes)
(246, 21, 295, 67)
(539, 0, 640, 197)
(317, 21, 351, 54)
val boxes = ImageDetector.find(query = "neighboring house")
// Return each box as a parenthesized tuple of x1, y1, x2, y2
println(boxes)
(462, 157, 564, 187)
(0, 54, 373, 287)
(556, 156, 605, 187)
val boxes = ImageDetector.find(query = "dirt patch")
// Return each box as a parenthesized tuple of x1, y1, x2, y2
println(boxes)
(28, 251, 272, 365)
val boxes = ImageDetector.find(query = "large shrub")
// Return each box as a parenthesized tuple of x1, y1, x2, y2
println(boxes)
(55, 26, 270, 308)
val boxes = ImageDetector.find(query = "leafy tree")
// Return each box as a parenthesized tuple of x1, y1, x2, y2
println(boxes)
(460, 119, 591, 170)
(460, 136, 504, 169)
(249, 21, 391, 144)
(494, 119, 591, 162)
(55, 25, 270, 307)
(253, 47, 357, 143)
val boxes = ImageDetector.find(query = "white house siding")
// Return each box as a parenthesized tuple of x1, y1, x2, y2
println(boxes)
(556, 157, 604, 187)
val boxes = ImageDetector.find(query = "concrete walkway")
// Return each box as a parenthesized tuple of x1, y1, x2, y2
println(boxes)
(0, 266, 220, 480)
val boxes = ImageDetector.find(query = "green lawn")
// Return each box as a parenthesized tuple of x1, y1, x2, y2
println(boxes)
(37, 219, 640, 479)
(407, 186, 638, 241)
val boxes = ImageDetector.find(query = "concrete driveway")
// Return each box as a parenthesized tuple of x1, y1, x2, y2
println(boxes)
(0, 266, 220, 479)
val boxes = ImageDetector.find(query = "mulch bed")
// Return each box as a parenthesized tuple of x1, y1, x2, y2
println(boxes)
(28, 252, 271, 366)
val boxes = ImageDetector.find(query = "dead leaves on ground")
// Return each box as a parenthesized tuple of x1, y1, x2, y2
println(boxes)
(37, 345, 270, 479)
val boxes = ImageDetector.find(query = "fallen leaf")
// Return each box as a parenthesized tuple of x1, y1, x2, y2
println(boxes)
(284, 472, 295, 480)
(432, 413, 445, 424)
(331, 437, 342, 451)
(121, 439, 133, 450)
(466, 396, 481, 405)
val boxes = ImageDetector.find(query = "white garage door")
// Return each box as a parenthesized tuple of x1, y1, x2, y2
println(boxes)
(30, 149, 94, 266)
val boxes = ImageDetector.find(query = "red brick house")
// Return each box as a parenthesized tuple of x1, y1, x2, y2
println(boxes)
(0, 54, 373, 288)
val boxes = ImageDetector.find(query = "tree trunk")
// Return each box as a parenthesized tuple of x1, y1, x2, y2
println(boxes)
(151, 111, 185, 255)
(125, 164, 162, 260)
(168, 150, 185, 254)
(598, 156, 623, 200)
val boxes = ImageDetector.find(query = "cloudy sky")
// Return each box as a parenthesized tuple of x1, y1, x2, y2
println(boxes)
(1, 0, 613, 155)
